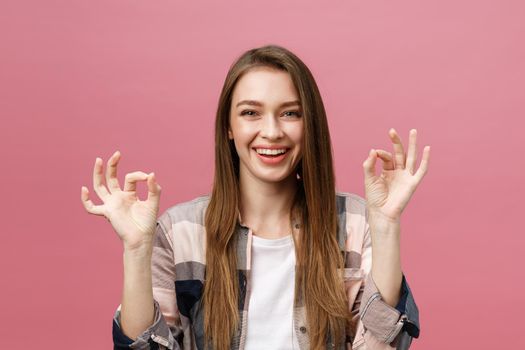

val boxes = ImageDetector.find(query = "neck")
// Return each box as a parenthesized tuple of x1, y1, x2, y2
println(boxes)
(239, 170, 299, 239)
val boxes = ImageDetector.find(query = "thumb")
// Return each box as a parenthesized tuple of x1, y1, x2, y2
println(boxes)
(362, 149, 377, 181)
(146, 172, 162, 204)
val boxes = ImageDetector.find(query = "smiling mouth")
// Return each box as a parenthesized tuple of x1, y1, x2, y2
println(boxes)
(253, 148, 290, 157)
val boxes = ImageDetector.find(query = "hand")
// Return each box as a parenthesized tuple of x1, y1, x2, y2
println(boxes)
(80, 151, 162, 250)
(362, 128, 430, 222)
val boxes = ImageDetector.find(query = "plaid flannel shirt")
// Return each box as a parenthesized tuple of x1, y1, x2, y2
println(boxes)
(112, 192, 420, 349)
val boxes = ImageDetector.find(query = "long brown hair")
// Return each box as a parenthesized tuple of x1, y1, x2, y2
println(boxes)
(203, 44, 348, 350)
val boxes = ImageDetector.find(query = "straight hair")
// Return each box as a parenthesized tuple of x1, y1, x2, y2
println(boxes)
(203, 44, 349, 350)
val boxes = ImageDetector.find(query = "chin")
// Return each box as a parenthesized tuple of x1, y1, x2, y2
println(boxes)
(255, 170, 297, 183)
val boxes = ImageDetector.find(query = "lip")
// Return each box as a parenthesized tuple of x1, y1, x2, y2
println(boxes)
(252, 145, 291, 150)
(253, 147, 290, 165)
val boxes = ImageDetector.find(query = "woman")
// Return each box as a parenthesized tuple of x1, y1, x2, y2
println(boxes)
(81, 45, 429, 350)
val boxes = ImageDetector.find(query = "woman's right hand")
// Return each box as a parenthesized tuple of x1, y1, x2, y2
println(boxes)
(80, 151, 162, 251)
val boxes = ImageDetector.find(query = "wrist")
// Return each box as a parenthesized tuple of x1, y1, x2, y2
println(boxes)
(368, 208, 401, 225)
(368, 211, 401, 239)
(367, 207, 400, 222)
(123, 241, 153, 259)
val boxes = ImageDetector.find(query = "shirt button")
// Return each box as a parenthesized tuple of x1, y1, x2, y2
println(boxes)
(299, 326, 307, 334)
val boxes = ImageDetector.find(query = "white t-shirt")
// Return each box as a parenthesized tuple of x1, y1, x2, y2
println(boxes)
(244, 234, 300, 350)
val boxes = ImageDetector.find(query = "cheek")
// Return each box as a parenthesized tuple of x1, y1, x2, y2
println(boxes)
(232, 124, 257, 142)
(231, 129, 252, 154)
(287, 125, 304, 145)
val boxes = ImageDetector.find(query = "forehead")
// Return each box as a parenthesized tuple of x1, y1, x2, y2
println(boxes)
(231, 67, 299, 104)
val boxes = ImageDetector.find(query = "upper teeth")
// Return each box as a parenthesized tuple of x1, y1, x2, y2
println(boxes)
(255, 148, 287, 155)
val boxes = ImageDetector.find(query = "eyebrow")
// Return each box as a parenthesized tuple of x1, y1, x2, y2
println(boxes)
(235, 100, 301, 108)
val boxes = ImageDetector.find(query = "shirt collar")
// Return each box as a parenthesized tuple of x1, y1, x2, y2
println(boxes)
(236, 209, 302, 231)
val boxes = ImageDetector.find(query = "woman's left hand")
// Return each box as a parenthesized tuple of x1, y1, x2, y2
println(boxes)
(363, 128, 430, 223)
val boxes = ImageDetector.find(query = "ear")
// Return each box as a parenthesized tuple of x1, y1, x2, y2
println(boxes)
(228, 129, 233, 140)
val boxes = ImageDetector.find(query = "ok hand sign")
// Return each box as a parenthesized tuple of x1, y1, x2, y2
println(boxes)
(362, 129, 430, 222)
(80, 151, 162, 250)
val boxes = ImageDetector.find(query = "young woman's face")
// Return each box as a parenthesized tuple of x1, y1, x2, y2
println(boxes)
(229, 66, 304, 184)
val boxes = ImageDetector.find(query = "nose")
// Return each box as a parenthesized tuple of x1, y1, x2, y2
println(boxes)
(260, 114, 284, 140)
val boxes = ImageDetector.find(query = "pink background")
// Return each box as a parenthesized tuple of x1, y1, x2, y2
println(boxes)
(1, 0, 523, 348)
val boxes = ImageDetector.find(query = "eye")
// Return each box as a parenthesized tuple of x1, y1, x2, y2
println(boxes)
(283, 110, 302, 118)
(240, 110, 258, 116)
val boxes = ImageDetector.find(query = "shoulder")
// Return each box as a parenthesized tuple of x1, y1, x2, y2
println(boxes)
(335, 191, 368, 218)
(156, 194, 211, 262)
(157, 194, 211, 232)
(335, 191, 369, 253)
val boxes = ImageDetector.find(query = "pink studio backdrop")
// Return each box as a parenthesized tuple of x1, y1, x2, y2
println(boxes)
(1, 1, 523, 349)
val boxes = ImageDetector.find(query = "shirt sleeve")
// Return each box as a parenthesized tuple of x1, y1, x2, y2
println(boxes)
(356, 208, 421, 350)
(359, 272, 420, 348)
(112, 212, 183, 350)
